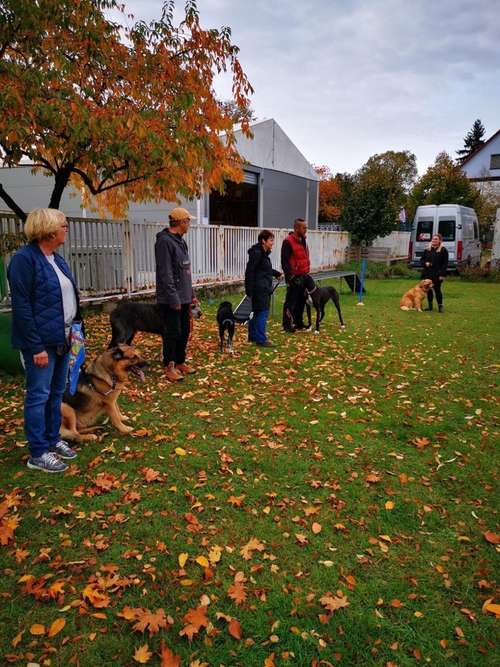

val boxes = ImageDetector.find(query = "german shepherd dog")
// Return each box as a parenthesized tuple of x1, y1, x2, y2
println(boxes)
(60, 344, 147, 442)
(305, 285, 345, 334)
(109, 301, 202, 347)
(216, 301, 236, 353)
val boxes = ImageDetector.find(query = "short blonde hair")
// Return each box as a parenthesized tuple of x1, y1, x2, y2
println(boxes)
(24, 208, 67, 242)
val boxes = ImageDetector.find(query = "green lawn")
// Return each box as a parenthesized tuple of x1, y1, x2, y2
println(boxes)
(0, 278, 499, 666)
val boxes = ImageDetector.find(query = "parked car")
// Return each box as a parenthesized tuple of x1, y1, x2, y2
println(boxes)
(408, 204, 481, 270)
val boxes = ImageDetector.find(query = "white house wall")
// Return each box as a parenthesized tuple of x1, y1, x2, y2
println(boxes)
(462, 132, 500, 179)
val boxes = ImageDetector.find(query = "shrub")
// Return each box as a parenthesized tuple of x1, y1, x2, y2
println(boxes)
(458, 266, 500, 282)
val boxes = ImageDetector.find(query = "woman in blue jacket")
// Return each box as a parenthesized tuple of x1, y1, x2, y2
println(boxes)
(7, 208, 82, 472)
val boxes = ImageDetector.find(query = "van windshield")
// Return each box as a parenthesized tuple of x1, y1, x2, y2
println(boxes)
(416, 218, 433, 242)
(438, 218, 456, 241)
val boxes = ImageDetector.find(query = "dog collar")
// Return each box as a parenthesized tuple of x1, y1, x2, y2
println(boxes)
(88, 374, 117, 396)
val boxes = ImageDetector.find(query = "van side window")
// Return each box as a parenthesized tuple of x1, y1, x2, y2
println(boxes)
(438, 218, 456, 242)
(473, 221, 479, 240)
(416, 218, 433, 241)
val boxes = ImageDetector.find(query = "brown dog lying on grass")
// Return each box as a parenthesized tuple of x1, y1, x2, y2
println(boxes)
(400, 279, 434, 311)
(60, 344, 147, 442)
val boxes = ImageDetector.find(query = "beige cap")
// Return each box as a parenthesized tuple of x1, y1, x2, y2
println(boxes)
(169, 207, 196, 223)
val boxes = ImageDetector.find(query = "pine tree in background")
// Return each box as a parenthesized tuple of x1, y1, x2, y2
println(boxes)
(457, 119, 486, 163)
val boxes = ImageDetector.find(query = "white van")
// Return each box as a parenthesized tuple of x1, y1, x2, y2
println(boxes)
(408, 204, 481, 270)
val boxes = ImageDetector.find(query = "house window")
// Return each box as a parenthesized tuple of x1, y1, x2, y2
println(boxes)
(490, 154, 500, 170)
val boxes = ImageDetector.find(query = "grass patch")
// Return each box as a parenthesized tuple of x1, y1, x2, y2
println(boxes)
(0, 279, 499, 666)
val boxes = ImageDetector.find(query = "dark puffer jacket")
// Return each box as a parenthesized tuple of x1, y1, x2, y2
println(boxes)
(245, 243, 281, 311)
(155, 229, 194, 307)
(7, 242, 81, 354)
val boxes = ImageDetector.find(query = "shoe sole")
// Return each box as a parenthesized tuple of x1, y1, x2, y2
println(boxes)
(27, 461, 68, 473)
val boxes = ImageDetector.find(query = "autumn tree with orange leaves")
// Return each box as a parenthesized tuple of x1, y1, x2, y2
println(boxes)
(315, 165, 341, 223)
(0, 0, 253, 220)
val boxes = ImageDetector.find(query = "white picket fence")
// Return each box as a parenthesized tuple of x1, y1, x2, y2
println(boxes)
(0, 214, 350, 303)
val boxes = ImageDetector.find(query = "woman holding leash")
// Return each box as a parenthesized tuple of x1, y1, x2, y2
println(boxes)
(8, 208, 83, 472)
(420, 233, 449, 312)
(245, 230, 282, 347)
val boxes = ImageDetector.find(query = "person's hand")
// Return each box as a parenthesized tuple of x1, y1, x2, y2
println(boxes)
(425, 262, 431, 267)
(33, 351, 49, 368)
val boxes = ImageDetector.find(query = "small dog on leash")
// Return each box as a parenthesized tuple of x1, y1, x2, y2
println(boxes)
(216, 301, 236, 353)
(400, 279, 433, 311)
(305, 285, 345, 333)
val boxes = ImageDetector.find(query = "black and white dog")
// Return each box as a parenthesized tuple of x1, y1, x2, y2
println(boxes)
(216, 301, 236, 353)
(305, 284, 345, 334)
(109, 301, 202, 347)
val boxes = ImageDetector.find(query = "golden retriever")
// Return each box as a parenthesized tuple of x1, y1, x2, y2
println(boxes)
(400, 279, 433, 311)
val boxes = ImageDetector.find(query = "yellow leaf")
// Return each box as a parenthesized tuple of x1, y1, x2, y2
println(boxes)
(48, 618, 66, 637)
(174, 447, 187, 456)
(178, 553, 189, 568)
(195, 556, 209, 568)
(180, 579, 194, 586)
(385, 501, 395, 510)
(482, 599, 500, 617)
(134, 643, 152, 663)
(30, 623, 45, 636)
(208, 545, 222, 564)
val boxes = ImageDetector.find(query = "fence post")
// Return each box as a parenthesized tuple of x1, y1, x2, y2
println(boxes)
(122, 220, 135, 297)
(217, 225, 225, 281)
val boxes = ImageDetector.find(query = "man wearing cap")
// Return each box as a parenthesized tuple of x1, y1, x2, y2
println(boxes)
(155, 207, 197, 382)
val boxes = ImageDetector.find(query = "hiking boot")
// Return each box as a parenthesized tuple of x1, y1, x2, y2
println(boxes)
(164, 362, 184, 382)
(176, 363, 195, 375)
(49, 440, 77, 460)
(257, 341, 274, 348)
(27, 452, 68, 473)
(438, 304, 444, 313)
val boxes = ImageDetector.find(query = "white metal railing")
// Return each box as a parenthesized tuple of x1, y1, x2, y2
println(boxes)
(0, 214, 350, 305)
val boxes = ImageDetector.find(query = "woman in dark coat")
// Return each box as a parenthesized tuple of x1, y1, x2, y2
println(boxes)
(244, 230, 282, 347)
(420, 233, 449, 312)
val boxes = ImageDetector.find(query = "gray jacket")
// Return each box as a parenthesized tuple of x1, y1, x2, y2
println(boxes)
(155, 229, 194, 307)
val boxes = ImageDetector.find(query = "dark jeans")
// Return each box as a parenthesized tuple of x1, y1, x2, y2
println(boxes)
(22, 348, 69, 458)
(282, 281, 306, 330)
(248, 309, 269, 344)
(159, 303, 190, 366)
(427, 279, 443, 306)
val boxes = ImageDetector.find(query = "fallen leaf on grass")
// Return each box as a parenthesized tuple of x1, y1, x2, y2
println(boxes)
(82, 584, 110, 608)
(483, 531, 500, 545)
(482, 599, 500, 617)
(320, 592, 349, 612)
(47, 618, 65, 637)
(160, 641, 181, 666)
(412, 436, 430, 449)
(178, 552, 189, 568)
(133, 643, 152, 663)
(240, 537, 265, 560)
(311, 522, 322, 534)
(179, 605, 208, 641)
(30, 623, 45, 636)
(385, 501, 395, 510)
(228, 618, 242, 639)
(174, 447, 186, 456)
(365, 472, 381, 484)
(228, 582, 247, 605)
(11, 631, 23, 647)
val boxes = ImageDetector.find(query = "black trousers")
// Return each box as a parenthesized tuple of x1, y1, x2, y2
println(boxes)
(427, 278, 443, 306)
(159, 303, 190, 365)
(282, 282, 306, 330)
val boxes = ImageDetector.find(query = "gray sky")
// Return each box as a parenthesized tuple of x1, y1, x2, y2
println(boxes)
(123, 0, 499, 175)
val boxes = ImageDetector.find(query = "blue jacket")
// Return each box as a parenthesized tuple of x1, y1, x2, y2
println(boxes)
(7, 243, 81, 354)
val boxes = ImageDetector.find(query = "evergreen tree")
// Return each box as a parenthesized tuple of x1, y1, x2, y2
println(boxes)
(457, 119, 485, 163)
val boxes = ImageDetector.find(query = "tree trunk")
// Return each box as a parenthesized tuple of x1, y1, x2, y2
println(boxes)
(49, 167, 73, 210)
(0, 183, 27, 221)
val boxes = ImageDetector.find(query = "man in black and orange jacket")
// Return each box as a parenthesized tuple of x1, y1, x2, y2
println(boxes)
(281, 218, 314, 332)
